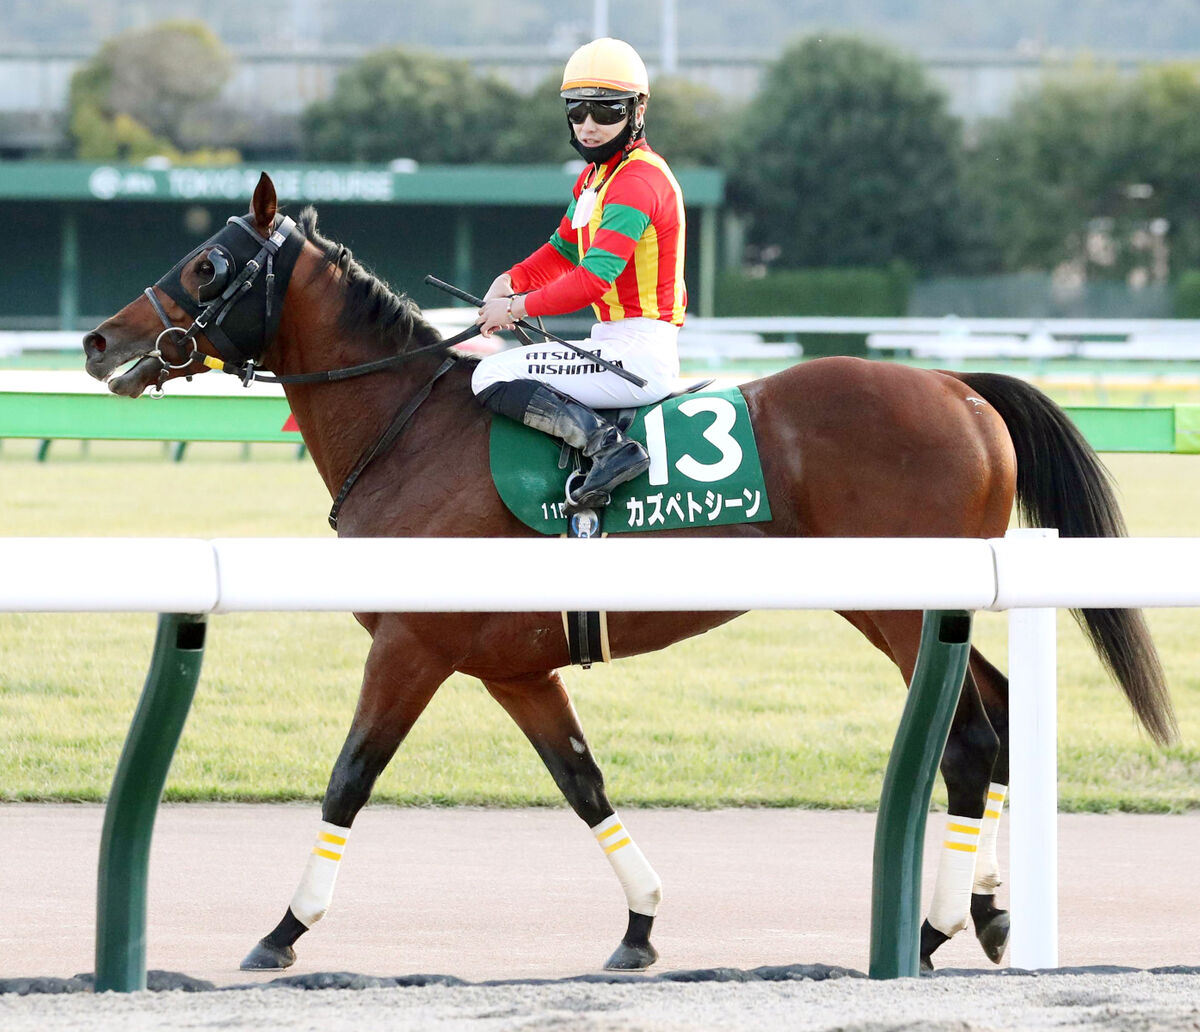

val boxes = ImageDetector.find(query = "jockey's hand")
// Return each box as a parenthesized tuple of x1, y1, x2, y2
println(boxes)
(482, 273, 513, 302)
(475, 294, 527, 337)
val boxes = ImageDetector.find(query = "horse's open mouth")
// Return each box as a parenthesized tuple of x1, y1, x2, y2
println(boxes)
(103, 354, 161, 398)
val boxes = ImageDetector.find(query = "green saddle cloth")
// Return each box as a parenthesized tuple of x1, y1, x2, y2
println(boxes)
(490, 386, 773, 535)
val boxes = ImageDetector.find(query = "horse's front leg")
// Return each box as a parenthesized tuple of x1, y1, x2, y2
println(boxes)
(483, 670, 662, 971)
(241, 622, 452, 970)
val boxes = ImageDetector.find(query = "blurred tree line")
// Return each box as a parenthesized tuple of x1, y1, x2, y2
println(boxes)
(67, 21, 239, 165)
(22, 0, 1200, 57)
(64, 22, 1200, 311)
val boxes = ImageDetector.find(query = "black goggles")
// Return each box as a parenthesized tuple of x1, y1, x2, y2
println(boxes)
(566, 99, 631, 125)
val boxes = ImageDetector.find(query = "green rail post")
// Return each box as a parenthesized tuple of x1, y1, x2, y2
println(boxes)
(95, 613, 207, 992)
(869, 609, 973, 979)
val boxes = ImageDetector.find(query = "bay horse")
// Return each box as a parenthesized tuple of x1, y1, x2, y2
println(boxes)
(83, 174, 1175, 974)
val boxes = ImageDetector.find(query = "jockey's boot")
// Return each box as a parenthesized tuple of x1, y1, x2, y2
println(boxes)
(477, 380, 650, 505)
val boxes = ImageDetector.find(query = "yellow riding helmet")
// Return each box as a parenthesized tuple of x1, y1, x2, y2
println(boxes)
(560, 37, 650, 100)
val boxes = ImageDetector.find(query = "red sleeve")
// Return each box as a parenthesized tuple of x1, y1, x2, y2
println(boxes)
(523, 166, 657, 317)
(507, 243, 575, 292)
(523, 266, 611, 318)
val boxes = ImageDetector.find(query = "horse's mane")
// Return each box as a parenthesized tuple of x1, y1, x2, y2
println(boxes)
(296, 206, 470, 362)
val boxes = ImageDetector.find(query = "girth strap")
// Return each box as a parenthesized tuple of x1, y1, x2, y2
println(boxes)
(328, 357, 456, 531)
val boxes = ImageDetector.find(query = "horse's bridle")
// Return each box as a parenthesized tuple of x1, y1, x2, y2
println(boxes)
(142, 212, 475, 396)
(142, 210, 477, 530)
(142, 213, 305, 394)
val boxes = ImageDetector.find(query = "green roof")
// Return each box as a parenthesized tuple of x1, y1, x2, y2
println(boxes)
(0, 161, 724, 206)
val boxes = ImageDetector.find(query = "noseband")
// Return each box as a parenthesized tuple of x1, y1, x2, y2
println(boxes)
(142, 214, 303, 394)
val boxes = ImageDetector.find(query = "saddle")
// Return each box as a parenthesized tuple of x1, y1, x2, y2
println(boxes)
(557, 378, 716, 529)
(487, 379, 773, 666)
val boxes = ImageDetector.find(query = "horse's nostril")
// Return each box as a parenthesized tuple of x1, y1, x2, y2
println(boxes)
(84, 332, 106, 354)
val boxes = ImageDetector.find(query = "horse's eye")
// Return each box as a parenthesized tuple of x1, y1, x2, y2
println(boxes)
(197, 260, 214, 276)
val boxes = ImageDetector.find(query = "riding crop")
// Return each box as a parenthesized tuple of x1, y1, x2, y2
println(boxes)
(424, 275, 648, 388)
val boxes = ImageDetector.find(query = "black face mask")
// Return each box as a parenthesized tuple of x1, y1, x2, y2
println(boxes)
(569, 119, 635, 164)
(566, 101, 645, 165)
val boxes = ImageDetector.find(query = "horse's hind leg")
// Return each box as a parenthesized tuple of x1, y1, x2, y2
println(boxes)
(483, 670, 661, 971)
(241, 626, 451, 970)
(963, 648, 1011, 966)
(919, 665, 1002, 970)
(843, 612, 1003, 970)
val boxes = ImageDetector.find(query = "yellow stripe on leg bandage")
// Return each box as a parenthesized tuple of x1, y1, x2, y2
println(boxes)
(597, 823, 632, 854)
(290, 820, 351, 927)
(928, 813, 983, 937)
(974, 783, 1007, 894)
(592, 813, 662, 916)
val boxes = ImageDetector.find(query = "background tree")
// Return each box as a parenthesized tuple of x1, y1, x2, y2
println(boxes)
(964, 64, 1138, 275)
(67, 20, 237, 162)
(1120, 62, 1200, 274)
(639, 78, 732, 166)
(965, 60, 1200, 280)
(727, 36, 967, 271)
(488, 77, 575, 163)
(302, 48, 521, 163)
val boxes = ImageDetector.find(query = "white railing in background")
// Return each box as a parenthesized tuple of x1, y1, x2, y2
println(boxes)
(3, 532, 1198, 971)
(9, 317, 1200, 365)
(680, 316, 1200, 338)
(0, 308, 478, 358)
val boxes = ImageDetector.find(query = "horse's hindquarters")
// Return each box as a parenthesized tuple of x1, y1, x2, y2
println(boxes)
(741, 358, 1017, 540)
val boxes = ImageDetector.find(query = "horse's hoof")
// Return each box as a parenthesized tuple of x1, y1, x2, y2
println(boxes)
(604, 940, 659, 971)
(919, 919, 949, 973)
(240, 938, 296, 971)
(976, 909, 1010, 964)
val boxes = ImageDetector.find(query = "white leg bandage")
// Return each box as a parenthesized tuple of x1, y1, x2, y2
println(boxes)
(289, 820, 351, 928)
(592, 813, 662, 916)
(973, 783, 1007, 894)
(927, 814, 982, 937)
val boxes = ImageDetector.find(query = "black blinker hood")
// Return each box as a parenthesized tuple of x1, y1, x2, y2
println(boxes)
(153, 213, 305, 365)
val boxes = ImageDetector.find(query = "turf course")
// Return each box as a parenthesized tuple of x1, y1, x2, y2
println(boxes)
(1, 441, 1197, 810)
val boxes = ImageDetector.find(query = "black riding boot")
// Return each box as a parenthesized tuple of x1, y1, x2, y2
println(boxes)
(478, 380, 650, 505)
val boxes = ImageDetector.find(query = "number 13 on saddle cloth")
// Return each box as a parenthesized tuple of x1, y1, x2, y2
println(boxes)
(490, 386, 772, 534)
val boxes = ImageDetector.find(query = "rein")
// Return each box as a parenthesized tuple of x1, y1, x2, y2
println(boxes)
(202, 323, 480, 387)
(327, 357, 456, 530)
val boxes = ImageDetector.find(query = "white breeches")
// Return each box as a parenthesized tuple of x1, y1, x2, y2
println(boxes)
(592, 812, 662, 916)
(470, 318, 680, 409)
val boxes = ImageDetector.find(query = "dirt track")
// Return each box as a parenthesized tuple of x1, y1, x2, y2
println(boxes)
(3, 804, 1197, 983)
(4, 971, 1200, 1032)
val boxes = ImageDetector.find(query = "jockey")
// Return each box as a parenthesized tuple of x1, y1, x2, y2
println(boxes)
(473, 37, 687, 507)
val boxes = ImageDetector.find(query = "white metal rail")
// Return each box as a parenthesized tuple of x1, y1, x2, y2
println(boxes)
(4, 535, 1197, 614)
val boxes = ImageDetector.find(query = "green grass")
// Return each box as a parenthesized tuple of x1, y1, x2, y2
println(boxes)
(1, 445, 1198, 810)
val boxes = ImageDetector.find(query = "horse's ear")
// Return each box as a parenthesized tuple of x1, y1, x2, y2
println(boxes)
(251, 172, 277, 235)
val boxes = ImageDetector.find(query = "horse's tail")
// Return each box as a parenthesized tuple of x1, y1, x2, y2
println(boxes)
(954, 371, 1177, 746)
